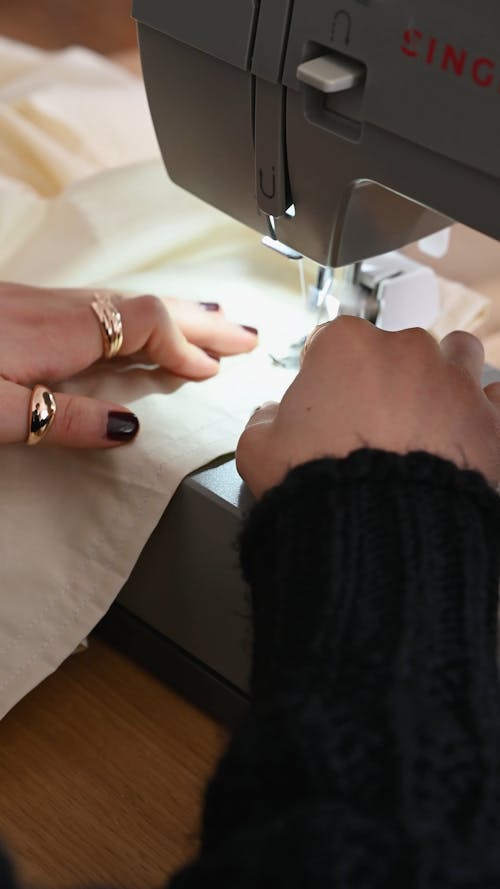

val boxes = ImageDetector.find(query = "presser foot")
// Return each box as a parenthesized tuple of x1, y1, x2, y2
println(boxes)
(268, 252, 441, 369)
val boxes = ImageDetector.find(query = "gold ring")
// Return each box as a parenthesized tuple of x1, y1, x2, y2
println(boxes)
(27, 385, 57, 446)
(90, 292, 124, 359)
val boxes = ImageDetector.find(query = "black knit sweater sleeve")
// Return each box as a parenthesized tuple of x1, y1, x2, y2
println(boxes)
(169, 449, 500, 889)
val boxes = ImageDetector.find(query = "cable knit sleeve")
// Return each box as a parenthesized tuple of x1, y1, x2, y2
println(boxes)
(169, 450, 500, 889)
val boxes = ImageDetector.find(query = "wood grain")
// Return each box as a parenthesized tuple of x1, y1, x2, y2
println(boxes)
(0, 640, 226, 889)
(0, 0, 137, 54)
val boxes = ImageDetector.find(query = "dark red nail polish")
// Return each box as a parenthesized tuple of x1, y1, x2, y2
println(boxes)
(199, 302, 220, 312)
(107, 411, 140, 442)
(203, 350, 221, 363)
(241, 325, 259, 336)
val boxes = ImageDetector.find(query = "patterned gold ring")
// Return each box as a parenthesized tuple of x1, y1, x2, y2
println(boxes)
(90, 292, 124, 360)
(26, 385, 57, 446)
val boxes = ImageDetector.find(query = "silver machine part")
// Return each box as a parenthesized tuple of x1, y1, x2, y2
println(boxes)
(97, 2, 500, 724)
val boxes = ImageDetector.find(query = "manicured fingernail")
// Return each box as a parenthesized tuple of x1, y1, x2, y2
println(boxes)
(199, 302, 220, 312)
(241, 325, 259, 336)
(107, 411, 140, 442)
(203, 350, 221, 363)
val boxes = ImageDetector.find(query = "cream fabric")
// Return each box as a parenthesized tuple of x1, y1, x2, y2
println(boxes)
(0, 39, 314, 718)
(0, 38, 491, 718)
(434, 279, 491, 340)
(0, 38, 158, 193)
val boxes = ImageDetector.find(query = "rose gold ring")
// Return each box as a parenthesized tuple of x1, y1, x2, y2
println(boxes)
(26, 384, 57, 446)
(90, 292, 124, 360)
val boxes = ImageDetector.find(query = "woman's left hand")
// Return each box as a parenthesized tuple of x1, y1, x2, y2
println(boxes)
(0, 282, 258, 448)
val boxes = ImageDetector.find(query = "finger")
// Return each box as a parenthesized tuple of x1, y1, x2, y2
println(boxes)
(0, 286, 221, 386)
(157, 297, 259, 356)
(236, 419, 276, 495)
(118, 295, 228, 379)
(301, 321, 333, 363)
(301, 315, 377, 367)
(0, 379, 139, 448)
(78, 292, 225, 379)
(236, 402, 282, 496)
(483, 382, 500, 412)
(440, 330, 485, 383)
(0, 283, 107, 385)
(244, 401, 279, 430)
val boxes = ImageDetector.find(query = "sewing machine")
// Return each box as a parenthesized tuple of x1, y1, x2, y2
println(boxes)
(99, 0, 500, 724)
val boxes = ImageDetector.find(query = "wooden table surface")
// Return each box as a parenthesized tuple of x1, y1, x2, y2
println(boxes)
(0, 639, 226, 889)
(0, 0, 137, 54)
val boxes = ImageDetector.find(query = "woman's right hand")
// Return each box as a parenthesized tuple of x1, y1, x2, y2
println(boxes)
(237, 317, 500, 497)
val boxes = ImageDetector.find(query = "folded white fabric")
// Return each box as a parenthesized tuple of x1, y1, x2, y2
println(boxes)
(0, 37, 158, 194)
(433, 279, 491, 340)
(0, 39, 317, 718)
(0, 38, 492, 718)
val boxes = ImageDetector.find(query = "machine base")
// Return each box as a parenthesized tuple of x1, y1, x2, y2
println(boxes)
(98, 457, 253, 727)
(96, 603, 247, 728)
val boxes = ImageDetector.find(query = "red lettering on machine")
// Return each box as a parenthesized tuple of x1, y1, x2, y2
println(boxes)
(401, 28, 496, 90)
